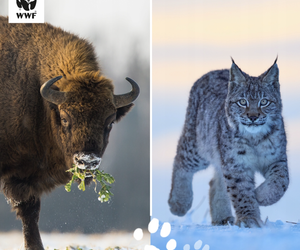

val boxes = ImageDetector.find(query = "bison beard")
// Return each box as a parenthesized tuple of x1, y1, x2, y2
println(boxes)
(0, 16, 139, 250)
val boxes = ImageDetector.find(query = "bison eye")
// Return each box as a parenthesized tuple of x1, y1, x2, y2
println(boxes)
(61, 118, 69, 127)
(107, 121, 114, 130)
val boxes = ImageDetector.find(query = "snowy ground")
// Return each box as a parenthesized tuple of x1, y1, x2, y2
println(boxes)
(151, 169, 300, 250)
(0, 231, 150, 250)
(151, 219, 300, 250)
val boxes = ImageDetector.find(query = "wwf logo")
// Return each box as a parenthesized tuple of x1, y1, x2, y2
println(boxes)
(16, 0, 37, 11)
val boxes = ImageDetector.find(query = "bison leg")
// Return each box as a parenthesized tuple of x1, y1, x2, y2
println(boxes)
(15, 196, 44, 250)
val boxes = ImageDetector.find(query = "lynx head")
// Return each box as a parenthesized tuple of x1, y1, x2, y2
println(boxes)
(225, 58, 282, 135)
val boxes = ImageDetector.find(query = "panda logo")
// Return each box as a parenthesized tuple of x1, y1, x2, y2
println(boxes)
(16, 0, 37, 11)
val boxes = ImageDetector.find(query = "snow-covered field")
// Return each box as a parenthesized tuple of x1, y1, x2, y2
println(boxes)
(0, 231, 150, 250)
(151, 168, 300, 250)
(151, 219, 300, 250)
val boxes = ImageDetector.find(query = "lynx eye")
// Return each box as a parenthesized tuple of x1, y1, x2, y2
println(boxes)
(238, 99, 247, 107)
(260, 99, 269, 107)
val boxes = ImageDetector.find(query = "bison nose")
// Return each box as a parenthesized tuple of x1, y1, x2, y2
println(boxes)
(73, 153, 102, 170)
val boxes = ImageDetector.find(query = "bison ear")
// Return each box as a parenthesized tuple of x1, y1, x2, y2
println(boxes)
(116, 103, 134, 122)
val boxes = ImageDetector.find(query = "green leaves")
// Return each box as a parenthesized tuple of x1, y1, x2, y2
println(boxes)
(65, 181, 72, 192)
(65, 165, 115, 203)
(65, 173, 78, 192)
(78, 179, 86, 192)
(94, 169, 115, 203)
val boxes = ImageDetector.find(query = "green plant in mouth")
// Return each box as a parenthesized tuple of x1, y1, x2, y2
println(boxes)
(65, 165, 115, 202)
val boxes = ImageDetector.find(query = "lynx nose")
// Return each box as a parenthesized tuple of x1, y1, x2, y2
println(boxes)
(247, 113, 260, 122)
(73, 153, 102, 170)
(249, 116, 258, 122)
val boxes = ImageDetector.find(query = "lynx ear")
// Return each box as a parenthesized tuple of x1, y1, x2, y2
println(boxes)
(262, 57, 279, 85)
(229, 58, 246, 84)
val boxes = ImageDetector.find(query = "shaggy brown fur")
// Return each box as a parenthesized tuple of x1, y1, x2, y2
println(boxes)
(0, 16, 137, 249)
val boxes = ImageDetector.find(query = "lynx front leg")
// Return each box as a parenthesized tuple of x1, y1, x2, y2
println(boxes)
(209, 170, 234, 225)
(256, 161, 289, 206)
(169, 89, 210, 217)
(169, 150, 209, 216)
(15, 196, 44, 250)
(169, 166, 194, 216)
(222, 165, 264, 228)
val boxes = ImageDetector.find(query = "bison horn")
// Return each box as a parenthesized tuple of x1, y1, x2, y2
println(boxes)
(114, 77, 140, 108)
(40, 76, 67, 105)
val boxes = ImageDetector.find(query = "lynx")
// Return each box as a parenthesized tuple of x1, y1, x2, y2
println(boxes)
(168, 59, 289, 227)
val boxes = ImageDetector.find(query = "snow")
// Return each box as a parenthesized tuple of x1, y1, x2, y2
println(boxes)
(0, 231, 150, 250)
(151, 219, 300, 250)
(151, 166, 300, 250)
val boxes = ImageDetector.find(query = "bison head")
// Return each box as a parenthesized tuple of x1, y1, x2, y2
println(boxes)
(40, 73, 139, 175)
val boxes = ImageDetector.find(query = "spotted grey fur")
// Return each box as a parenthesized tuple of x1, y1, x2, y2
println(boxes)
(168, 59, 289, 227)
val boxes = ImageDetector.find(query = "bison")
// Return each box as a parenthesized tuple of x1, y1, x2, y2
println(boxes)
(0, 16, 140, 249)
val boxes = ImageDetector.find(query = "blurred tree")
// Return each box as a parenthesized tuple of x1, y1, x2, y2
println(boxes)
(106, 39, 150, 231)
(0, 1, 8, 16)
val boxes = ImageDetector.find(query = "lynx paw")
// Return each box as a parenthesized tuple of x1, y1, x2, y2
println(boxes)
(212, 216, 235, 226)
(255, 181, 285, 206)
(168, 190, 193, 216)
(236, 217, 264, 228)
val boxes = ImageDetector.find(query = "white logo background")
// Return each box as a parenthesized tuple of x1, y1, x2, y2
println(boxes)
(9, 0, 44, 23)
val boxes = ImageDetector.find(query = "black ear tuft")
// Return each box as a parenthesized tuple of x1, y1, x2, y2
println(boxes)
(116, 103, 134, 122)
(230, 56, 235, 64)
(262, 57, 279, 85)
(229, 58, 246, 84)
